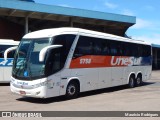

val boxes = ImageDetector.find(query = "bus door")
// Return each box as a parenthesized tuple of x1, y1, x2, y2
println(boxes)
(45, 48, 62, 97)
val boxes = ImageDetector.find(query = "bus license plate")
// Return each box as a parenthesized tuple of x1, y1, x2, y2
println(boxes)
(20, 91, 26, 95)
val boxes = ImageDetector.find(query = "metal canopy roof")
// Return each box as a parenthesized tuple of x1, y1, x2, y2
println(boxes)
(0, 0, 136, 36)
(152, 44, 160, 48)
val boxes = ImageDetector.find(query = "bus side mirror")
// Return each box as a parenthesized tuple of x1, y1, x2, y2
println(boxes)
(4, 46, 18, 60)
(39, 45, 63, 62)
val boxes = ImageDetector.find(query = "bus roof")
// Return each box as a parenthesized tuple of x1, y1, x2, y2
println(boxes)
(23, 27, 151, 45)
(0, 39, 19, 45)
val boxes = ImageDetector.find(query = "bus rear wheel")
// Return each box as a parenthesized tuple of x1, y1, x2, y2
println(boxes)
(66, 82, 79, 99)
(128, 75, 135, 88)
(136, 75, 142, 87)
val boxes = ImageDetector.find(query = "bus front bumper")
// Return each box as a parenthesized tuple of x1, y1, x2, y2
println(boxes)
(10, 78, 48, 98)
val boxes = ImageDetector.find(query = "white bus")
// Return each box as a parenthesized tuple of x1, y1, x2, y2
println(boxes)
(0, 39, 19, 83)
(5, 28, 152, 98)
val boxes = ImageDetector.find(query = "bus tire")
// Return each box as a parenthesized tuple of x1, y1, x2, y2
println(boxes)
(128, 75, 135, 88)
(136, 75, 142, 87)
(65, 81, 79, 99)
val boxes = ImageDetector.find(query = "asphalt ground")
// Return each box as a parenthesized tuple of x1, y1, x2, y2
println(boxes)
(0, 70, 160, 120)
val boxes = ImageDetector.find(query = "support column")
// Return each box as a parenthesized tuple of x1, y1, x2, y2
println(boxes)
(155, 49, 158, 69)
(25, 17, 29, 34)
(103, 27, 106, 33)
(69, 17, 73, 27)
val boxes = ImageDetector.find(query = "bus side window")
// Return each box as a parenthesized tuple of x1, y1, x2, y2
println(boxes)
(92, 38, 110, 56)
(74, 36, 93, 58)
(123, 43, 133, 56)
(0, 46, 5, 58)
(101, 40, 110, 55)
(8, 50, 16, 58)
(45, 48, 61, 76)
(93, 39, 101, 55)
(136, 44, 143, 57)
(122, 42, 127, 56)
(117, 42, 123, 56)
(110, 41, 118, 56)
(45, 34, 75, 76)
(53, 34, 75, 66)
(146, 45, 151, 57)
(0, 45, 16, 58)
(142, 45, 151, 57)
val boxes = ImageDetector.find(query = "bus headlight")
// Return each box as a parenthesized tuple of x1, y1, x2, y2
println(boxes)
(10, 79, 15, 84)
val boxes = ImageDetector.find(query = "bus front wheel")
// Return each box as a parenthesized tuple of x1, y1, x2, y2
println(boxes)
(65, 81, 79, 99)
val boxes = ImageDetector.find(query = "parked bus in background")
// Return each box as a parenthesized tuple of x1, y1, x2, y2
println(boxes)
(4, 28, 152, 98)
(0, 39, 19, 83)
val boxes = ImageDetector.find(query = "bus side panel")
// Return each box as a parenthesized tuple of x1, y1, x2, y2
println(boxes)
(122, 66, 152, 85)
(46, 72, 61, 98)
(70, 68, 99, 92)
(98, 67, 112, 89)
(3, 67, 12, 82)
(123, 67, 130, 84)
(59, 69, 72, 96)
(0, 67, 4, 83)
(111, 67, 124, 86)
(134, 66, 152, 82)
(123, 66, 138, 84)
(142, 66, 152, 82)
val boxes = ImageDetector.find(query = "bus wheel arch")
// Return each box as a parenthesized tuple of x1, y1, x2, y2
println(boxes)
(136, 73, 142, 86)
(128, 73, 136, 88)
(65, 78, 80, 99)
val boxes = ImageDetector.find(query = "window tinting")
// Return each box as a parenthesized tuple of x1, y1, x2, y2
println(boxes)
(0, 45, 16, 58)
(45, 34, 75, 76)
(74, 36, 93, 56)
(93, 38, 110, 55)
(74, 36, 111, 57)
(74, 35, 151, 57)
(143, 45, 151, 57)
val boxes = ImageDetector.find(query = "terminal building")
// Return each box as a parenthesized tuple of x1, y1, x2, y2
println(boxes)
(0, 0, 159, 69)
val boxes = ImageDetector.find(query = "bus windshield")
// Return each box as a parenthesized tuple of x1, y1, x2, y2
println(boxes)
(12, 38, 52, 80)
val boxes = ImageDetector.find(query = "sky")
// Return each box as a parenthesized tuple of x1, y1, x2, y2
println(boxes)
(34, 0, 160, 44)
